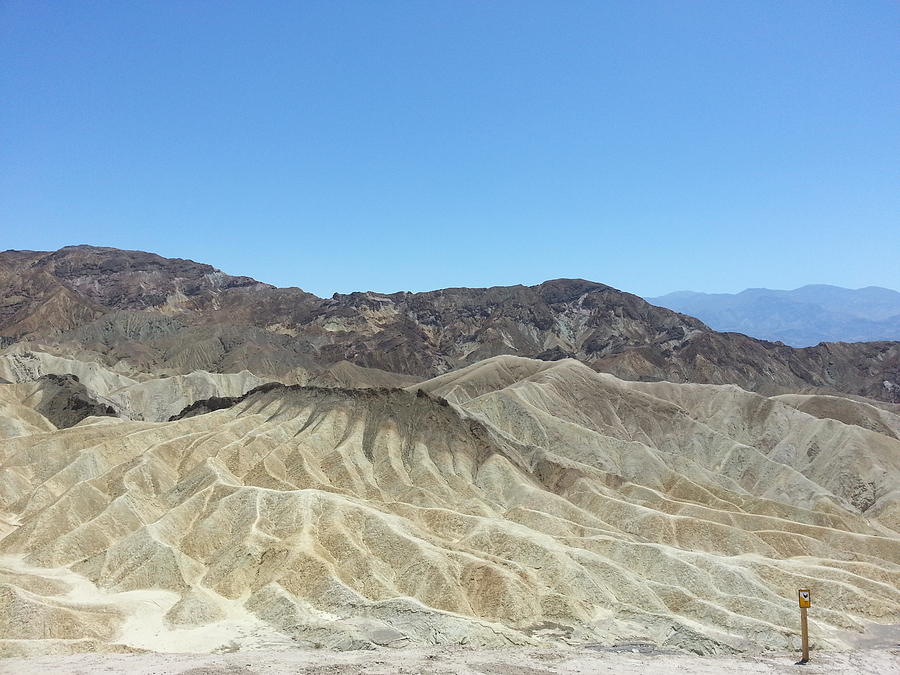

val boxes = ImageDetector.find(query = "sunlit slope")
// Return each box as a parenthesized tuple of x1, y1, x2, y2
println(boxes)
(772, 393, 900, 440)
(419, 357, 899, 529)
(0, 383, 58, 439)
(1, 356, 898, 656)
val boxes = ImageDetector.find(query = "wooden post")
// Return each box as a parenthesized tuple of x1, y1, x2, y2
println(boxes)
(797, 588, 811, 664)
(799, 605, 809, 664)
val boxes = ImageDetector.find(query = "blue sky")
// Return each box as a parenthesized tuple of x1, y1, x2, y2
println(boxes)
(2, 1, 898, 297)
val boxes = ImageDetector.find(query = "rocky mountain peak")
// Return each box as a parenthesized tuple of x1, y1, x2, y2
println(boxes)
(1, 246, 898, 401)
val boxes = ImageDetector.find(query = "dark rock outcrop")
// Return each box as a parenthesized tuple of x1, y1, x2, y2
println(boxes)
(29, 374, 118, 428)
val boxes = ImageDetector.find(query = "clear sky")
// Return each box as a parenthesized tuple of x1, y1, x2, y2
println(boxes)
(2, 1, 898, 298)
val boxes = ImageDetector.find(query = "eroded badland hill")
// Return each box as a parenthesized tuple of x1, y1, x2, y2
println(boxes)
(0, 246, 897, 666)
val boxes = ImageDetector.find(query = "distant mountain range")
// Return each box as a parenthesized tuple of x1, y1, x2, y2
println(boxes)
(648, 285, 900, 347)
(1, 246, 899, 401)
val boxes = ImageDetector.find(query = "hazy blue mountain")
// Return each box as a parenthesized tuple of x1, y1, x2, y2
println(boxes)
(648, 285, 900, 347)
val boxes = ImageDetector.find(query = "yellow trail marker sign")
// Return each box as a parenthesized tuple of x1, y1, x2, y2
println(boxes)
(798, 589, 811, 608)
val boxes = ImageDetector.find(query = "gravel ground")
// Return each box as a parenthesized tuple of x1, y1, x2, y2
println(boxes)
(1, 646, 898, 675)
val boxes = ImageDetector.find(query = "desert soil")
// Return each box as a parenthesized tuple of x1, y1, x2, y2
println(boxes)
(2, 645, 899, 675)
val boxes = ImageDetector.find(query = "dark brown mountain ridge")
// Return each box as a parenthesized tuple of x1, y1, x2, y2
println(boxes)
(2, 245, 898, 401)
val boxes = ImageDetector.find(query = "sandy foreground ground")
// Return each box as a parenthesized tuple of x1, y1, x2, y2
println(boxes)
(1, 646, 898, 675)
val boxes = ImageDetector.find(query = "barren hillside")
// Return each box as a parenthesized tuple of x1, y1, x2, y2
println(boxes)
(1, 356, 897, 657)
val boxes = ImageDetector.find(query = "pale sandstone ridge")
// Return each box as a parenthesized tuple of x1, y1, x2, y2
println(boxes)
(0, 355, 897, 657)
(0, 348, 417, 425)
